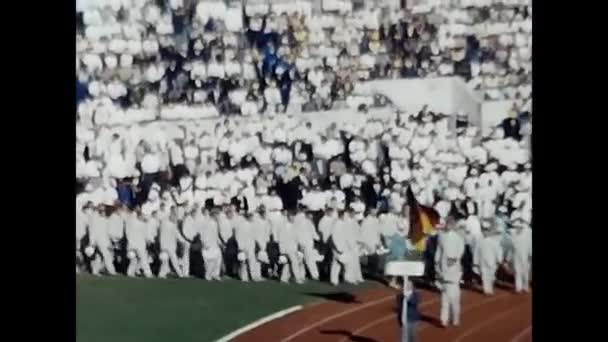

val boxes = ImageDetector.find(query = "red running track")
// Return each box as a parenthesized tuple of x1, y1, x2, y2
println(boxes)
(232, 285, 532, 342)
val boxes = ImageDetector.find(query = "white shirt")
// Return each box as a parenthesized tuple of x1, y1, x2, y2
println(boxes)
(141, 153, 161, 173)
(159, 218, 181, 247)
(89, 213, 111, 246)
(254, 146, 272, 165)
(225, 7, 243, 32)
(264, 86, 282, 106)
(224, 60, 242, 77)
(436, 230, 466, 282)
(380, 213, 400, 238)
(207, 62, 225, 79)
(272, 147, 292, 165)
(126, 215, 148, 249)
(190, 62, 208, 80)
(302, 191, 327, 211)
(229, 139, 247, 161)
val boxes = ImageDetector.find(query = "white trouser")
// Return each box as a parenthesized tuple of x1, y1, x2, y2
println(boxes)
(127, 246, 153, 278)
(351, 249, 364, 283)
(159, 244, 183, 278)
(302, 246, 320, 281)
(202, 248, 223, 281)
(240, 249, 262, 282)
(91, 243, 116, 276)
(440, 282, 461, 326)
(341, 251, 360, 285)
(76, 240, 83, 272)
(179, 241, 191, 277)
(280, 251, 304, 283)
(480, 265, 497, 295)
(330, 252, 355, 286)
(513, 259, 530, 292)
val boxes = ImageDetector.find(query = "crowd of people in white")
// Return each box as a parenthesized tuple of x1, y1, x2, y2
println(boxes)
(76, 1, 532, 292)
(76, 0, 532, 121)
(76, 105, 532, 287)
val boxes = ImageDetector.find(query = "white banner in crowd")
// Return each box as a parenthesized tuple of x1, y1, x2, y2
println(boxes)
(93, 77, 491, 137)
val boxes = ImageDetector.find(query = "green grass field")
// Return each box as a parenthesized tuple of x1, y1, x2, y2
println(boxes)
(77, 275, 379, 342)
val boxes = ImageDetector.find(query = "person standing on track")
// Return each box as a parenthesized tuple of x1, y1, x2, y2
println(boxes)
(219, 205, 238, 278)
(318, 206, 337, 280)
(510, 219, 532, 293)
(180, 207, 200, 278)
(234, 210, 262, 282)
(158, 206, 184, 278)
(76, 203, 90, 273)
(359, 208, 383, 277)
(474, 219, 503, 295)
(390, 276, 420, 342)
(330, 208, 358, 285)
(125, 208, 153, 278)
(295, 211, 321, 281)
(201, 208, 223, 281)
(278, 210, 305, 284)
(435, 217, 466, 327)
(252, 206, 271, 280)
(86, 205, 117, 276)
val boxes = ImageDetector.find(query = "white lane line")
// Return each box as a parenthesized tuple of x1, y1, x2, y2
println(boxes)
(215, 305, 303, 342)
(281, 295, 395, 341)
(451, 302, 530, 342)
(509, 325, 532, 342)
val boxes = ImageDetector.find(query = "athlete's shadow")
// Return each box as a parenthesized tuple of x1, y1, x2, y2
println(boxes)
(419, 313, 444, 328)
(319, 329, 380, 342)
(302, 292, 361, 304)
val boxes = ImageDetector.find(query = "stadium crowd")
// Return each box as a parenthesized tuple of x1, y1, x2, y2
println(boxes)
(76, 0, 532, 120)
(76, 0, 532, 294)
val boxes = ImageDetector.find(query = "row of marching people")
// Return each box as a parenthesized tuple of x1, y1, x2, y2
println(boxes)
(76, 200, 397, 284)
(76, 199, 531, 296)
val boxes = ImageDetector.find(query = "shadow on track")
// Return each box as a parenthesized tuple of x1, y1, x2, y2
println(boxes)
(319, 329, 380, 342)
(302, 292, 361, 304)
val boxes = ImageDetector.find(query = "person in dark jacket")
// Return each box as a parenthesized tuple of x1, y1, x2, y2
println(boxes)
(501, 117, 522, 141)
(117, 179, 136, 209)
(393, 276, 420, 342)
